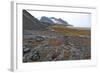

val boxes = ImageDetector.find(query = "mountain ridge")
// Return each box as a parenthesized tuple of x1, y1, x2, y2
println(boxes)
(23, 10, 48, 31)
(40, 16, 71, 26)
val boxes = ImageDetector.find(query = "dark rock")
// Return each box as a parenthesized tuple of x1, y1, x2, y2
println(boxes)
(40, 16, 53, 24)
(23, 10, 48, 31)
(30, 50, 40, 61)
(40, 16, 72, 26)
(35, 36, 45, 42)
(23, 47, 30, 54)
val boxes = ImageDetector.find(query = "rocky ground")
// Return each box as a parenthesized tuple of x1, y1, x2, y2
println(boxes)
(23, 31, 91, 63)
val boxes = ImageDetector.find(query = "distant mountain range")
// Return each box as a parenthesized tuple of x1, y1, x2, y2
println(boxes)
(40, 16, 71, 26)
(23, 10, 72, 31)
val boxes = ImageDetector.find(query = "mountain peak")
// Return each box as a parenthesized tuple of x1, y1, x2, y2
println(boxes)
(40, 16, 53, 24)
(50, 17, 56, 19)
(40, 16, 71, 26)
(23, 10, 48, 30)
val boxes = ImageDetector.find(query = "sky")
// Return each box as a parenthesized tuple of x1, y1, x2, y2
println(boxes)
(28, 10, 91, 27)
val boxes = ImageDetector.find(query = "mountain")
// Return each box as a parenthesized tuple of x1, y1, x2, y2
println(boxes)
(40, 16, 71, 26)
(58, 18, 69, 25)
(40, 16, 53, 24)
(50, 17, 68, 25)
(23, 10, 48, 31)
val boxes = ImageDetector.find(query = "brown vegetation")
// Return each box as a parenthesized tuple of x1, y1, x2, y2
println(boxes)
(48, 39, 63, 46)
(51, 26, 90, 36)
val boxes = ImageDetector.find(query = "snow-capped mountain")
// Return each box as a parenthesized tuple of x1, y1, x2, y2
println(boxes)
(50, 17, 68, 25)
(40, 16, 53, 24)
(40, 16, 70, 26)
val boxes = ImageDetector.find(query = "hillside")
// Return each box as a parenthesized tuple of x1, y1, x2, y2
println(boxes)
(23, 10, 48, 31)
(49, 25, 90, 36)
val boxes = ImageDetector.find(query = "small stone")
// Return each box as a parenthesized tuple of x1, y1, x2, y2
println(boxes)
(23, 48, 30, 53)
(30, 51, 40, 61)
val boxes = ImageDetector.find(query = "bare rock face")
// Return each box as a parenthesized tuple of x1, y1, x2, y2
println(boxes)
(23, 10, 48, 31)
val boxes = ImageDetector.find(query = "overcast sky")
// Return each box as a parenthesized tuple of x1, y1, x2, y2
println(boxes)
(28, 10, 91, 27)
